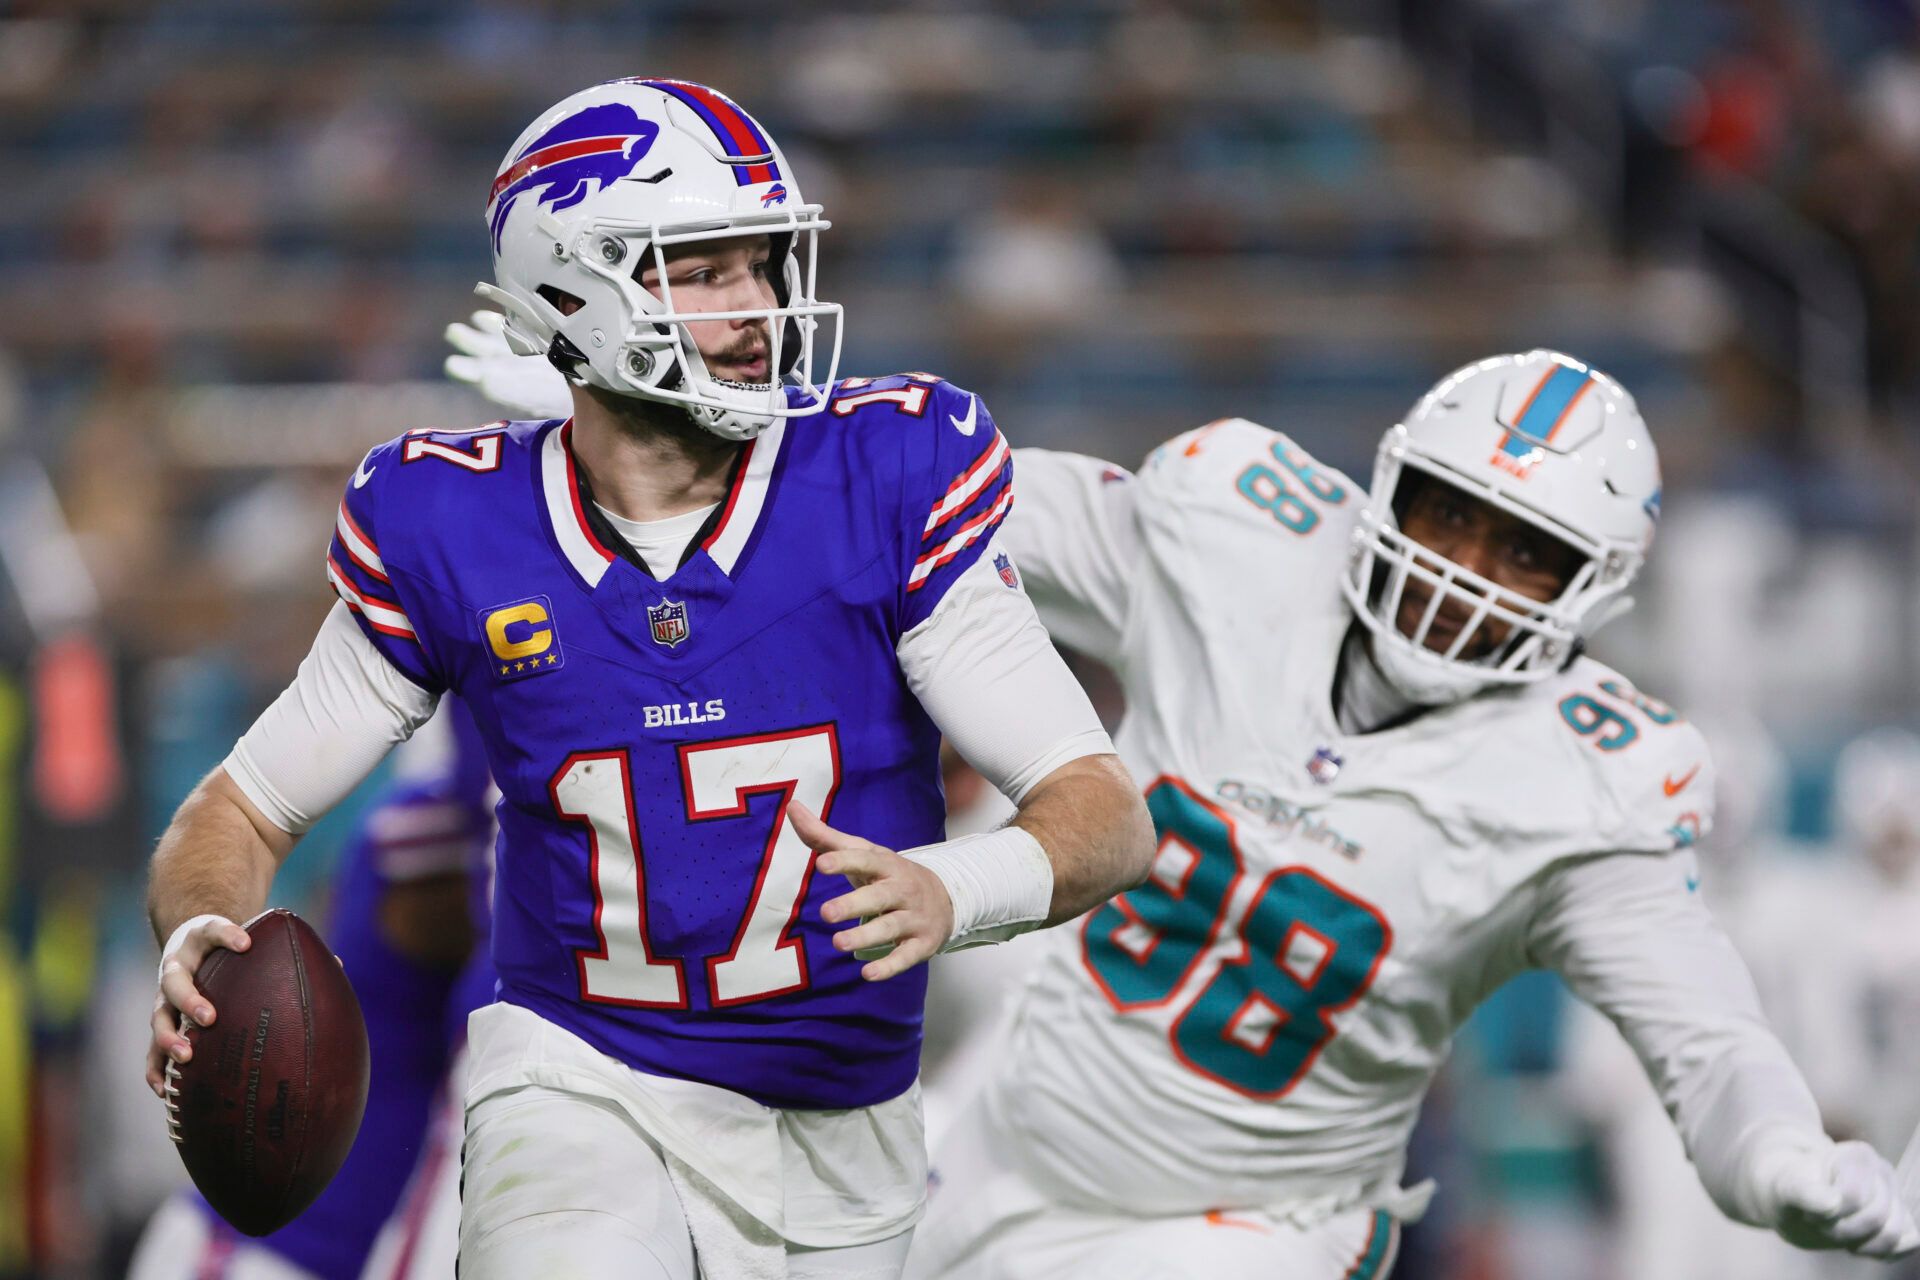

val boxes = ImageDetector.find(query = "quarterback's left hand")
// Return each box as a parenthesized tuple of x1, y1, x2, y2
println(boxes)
(1767, 1139, 1920, 1258)
(791, 801, 955, 981)
(444, 310, 572, 420)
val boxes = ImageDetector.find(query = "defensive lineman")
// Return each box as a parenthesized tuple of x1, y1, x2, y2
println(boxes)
(144, 79, 1152, 1280)
(897, 352, 1918, 1277)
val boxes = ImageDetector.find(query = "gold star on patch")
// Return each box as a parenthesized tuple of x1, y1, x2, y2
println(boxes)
(515, 661, 526, 672)
(499, 665, 510, 675)
(546, 653, 557, 665)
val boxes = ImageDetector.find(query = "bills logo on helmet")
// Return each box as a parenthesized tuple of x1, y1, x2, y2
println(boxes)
(647, 598, 690, 649)
(761, 182, 788, 207)
(487, 104, 662, 250)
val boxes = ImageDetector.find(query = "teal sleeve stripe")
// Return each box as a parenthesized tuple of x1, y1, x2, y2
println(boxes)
(1344, 1210, 1396, 1280)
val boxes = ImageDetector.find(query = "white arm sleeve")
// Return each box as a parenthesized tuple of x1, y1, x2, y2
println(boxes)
(998, 449, 1139, 666)
(223, 601, 441, 836)
(897, 536, 1114, 805)
(1528, 851, 1825, 1225)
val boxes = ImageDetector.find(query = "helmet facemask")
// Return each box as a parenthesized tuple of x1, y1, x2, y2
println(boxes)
(493, 209, 839, 442)
(1344, 447, 1633, 705)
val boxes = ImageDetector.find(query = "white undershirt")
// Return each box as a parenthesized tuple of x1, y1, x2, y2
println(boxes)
(593, 500, 718, 580)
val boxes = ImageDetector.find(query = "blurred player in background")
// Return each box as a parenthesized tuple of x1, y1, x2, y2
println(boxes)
(898, 352, 1917, 1278)
(129, 702, 492, 1280)
(143, 77, 1151, 1280)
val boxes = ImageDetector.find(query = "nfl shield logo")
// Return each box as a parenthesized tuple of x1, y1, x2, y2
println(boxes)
(1306, 746, 1343, 785)
(994, 551, 1019, 589)
(647, 598, 690, 649)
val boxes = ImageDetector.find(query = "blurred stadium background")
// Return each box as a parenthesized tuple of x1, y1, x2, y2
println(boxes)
(2, 0, 1919, 1276)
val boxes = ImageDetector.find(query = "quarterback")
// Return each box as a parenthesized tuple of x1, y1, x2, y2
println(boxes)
(443, 308, 1920, 1267)
(143, 79, 1152, 1280)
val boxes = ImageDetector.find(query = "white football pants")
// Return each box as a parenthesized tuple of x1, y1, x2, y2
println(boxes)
(458, 1084, 914, 1279)
(905, 1106, 1400, 1280)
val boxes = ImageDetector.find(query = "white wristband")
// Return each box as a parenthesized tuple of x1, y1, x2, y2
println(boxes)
(904, 826, 1053, 952)
(158, 913, 236, 984)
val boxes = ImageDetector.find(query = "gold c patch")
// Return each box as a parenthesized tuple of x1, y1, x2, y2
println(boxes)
(480, 596, 563, 681)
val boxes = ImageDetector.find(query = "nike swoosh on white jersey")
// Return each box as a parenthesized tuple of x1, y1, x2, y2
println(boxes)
(949, 395, 978, 436)
(353, 456, 377, 488)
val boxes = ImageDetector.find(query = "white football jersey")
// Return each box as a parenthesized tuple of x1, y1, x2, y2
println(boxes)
(987, 419, 1729, 1221)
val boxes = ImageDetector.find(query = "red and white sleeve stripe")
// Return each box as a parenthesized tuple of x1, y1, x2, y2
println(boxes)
(908, 488, 1014, 591)
(336, 500, 390, 583)
(327, 556, 417, 640)
(922, 431, 1010, 537)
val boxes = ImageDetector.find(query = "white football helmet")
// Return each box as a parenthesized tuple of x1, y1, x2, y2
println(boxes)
(1343, 350, 1662, 703)
(481, 78, 842, 441)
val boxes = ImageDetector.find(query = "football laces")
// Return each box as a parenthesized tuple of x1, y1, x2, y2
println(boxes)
(163, 1009, 192, 1145)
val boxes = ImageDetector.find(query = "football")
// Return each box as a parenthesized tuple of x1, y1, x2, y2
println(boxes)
(165, 908, 370, 1237)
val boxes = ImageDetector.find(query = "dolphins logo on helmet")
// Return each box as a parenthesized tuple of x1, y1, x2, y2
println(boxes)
(486, 104, 661, 251)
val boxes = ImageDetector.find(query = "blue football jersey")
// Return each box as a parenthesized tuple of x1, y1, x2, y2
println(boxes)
(326, 375, 1012, 1109)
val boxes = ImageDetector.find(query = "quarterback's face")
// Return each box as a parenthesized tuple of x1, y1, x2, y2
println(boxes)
(639, 235, 778, 385)
(1394, 478, 1582, 659)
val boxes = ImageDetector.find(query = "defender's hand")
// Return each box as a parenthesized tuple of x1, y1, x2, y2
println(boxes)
(791, 801, 955, 981)
(444, 310, 572, 419)
(145, 914, 251, 1098)
(1768, 1139, 1920, 1258)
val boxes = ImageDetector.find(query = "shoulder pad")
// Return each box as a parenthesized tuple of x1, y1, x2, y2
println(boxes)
(825, 373, 967, 428)
(1538, 660, 1715, 855)
(1143, 418, 1359, 493)
(341, 419, 536, 567)
(1136, 418, 1364, 544)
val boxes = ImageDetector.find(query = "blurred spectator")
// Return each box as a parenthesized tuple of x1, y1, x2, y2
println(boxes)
(948, 175, 1125, 324)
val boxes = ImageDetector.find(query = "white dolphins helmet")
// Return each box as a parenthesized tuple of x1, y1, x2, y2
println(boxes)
(481, 78, 842, 441)
(1342, 350, 1663, 703)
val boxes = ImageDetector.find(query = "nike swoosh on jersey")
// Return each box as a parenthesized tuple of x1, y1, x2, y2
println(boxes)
(1183, 420, 1228, 457)
(949, 395, 977, 436)
(353, 457, 378, 488)
(1663, 764, 1700, 797)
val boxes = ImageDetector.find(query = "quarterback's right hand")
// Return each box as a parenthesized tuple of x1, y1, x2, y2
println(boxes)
(145, 914, 251, 1098)
(444, 310, 572, 420)
(790, 801, 956, 981)
(1760, 1136, 1920, 1258)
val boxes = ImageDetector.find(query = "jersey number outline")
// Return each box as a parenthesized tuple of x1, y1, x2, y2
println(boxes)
(830, 385, 931, 417)
(402, 433, 505, 472)
(1081, 777, 1392, 1099)
(550, 724, 841, 1009)
(1558, 678, 1680, 752)
(1233, 438, 1348, 536)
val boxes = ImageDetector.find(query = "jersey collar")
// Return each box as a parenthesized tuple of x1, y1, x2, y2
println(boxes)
(539, 417, 788, 590)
